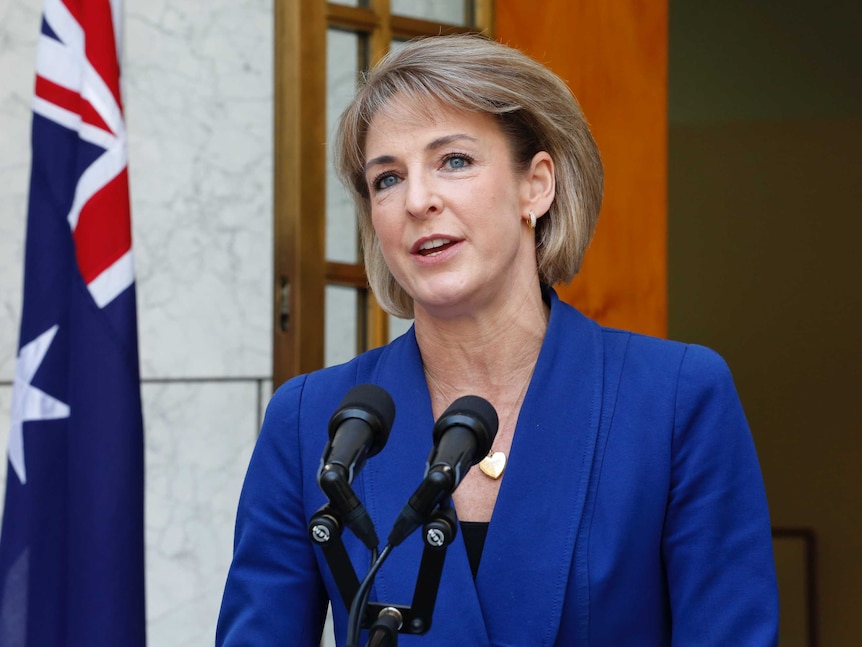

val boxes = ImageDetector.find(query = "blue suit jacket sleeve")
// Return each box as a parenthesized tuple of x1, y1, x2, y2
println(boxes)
(663, 344, 778, 645)
(216, 376, 329, 647)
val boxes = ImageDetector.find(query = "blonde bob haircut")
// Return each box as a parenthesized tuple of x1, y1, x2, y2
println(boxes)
(334, 33, 604, 319)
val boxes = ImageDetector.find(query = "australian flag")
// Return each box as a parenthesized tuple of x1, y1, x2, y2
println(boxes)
(0, 0, 146, 645)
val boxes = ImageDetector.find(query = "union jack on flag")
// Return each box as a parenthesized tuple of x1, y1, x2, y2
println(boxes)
(0, 0, 146, 644)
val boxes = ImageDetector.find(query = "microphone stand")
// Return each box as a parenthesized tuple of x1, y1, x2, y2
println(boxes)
(365, 607, 402, 646)
(308, 503, 459, 646)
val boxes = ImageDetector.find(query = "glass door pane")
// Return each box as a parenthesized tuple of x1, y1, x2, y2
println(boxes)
(325, 285, 359, 367)
(326, 28, 363, 264)
(391, 0, 468, 24)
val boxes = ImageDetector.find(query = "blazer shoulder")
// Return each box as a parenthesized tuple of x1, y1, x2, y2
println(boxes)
(263, 342, 401, 443)
(600, 326, 732, 378)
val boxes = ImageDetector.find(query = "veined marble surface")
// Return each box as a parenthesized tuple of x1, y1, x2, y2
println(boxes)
(0, 0, 39, 383)
(143, 380, 259, 646)
(0, 387, 9, 508)
(125, 0, 273, 380)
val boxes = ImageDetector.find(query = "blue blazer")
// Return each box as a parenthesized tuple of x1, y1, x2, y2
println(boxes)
(217, 290, 778, 646)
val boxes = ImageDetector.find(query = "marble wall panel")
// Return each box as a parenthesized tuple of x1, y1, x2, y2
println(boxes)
(0, 385, 10, 507)
(143, 379, 259, 646)
(260, 378, 273, 421)
(0, 0, 40, 382)
(125, 0, 274, 380)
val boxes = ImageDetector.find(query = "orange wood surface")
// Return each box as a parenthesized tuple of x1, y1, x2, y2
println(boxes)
(496, 0, 668, 337)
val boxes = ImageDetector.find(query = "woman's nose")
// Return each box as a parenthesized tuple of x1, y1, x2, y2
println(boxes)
(405, 172, 442, 219)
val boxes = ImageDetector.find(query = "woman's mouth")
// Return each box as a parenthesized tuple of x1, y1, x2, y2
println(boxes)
(416, 238, 457, 257)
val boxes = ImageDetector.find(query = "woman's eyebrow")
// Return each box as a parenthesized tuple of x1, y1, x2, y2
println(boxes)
(426, 133, 477, 150)
(365, 155, 396, 171)
(364, 133, 479, 172)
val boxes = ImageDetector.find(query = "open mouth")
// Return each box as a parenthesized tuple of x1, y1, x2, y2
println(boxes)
(416, 238, 457, 256)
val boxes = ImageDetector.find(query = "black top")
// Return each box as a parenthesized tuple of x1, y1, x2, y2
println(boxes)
(459, 521, 490, 579)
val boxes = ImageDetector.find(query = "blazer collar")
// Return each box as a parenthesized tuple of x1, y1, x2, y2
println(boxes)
(363, 289, 604, 645)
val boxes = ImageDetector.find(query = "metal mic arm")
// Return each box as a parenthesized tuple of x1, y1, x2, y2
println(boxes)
(363, 504, 459, 639)
(310, 502, 458, 646)
(308, 505, 362, 611)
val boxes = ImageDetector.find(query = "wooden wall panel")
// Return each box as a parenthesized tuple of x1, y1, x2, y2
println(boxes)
(496, 0, 668, 337)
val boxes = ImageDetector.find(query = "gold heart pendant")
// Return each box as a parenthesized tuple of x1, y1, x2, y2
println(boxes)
(479, 451, 506, 479)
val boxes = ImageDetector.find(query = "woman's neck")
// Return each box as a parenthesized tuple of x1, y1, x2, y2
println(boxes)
(415, 285, 549, 408)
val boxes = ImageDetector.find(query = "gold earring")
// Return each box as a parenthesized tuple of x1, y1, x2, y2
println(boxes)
(528, 211, 537, 229)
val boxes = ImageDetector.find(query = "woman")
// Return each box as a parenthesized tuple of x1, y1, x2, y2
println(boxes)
(217, 34, 778, 646)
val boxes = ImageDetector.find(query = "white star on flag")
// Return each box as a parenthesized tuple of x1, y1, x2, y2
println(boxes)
(8, 324, 71, 485)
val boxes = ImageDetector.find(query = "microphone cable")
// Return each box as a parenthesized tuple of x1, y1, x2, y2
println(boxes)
(345, 543, 394, 647)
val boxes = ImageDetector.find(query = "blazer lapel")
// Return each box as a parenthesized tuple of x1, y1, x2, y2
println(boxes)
(477, 291, 604, 646)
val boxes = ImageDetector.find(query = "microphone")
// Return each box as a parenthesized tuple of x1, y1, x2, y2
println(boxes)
(318, 384, 396, 549)
(387, 395, 498, 547)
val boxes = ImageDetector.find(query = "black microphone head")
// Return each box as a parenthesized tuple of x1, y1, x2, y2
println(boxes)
(432, 395, 498, 462)
(328, 383, 396, 457)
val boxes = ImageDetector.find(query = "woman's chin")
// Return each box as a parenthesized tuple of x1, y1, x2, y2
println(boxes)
(411, 282, 493, 321)
(412, 288, 464, 314)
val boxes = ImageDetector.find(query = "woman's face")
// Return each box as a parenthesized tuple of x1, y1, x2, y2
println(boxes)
(363, 99, 546, 320)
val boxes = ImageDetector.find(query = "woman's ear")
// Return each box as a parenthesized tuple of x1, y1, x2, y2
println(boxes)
(522, 151, 555, 220)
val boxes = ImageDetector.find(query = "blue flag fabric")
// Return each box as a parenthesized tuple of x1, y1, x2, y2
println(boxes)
(0, 1, 146, 645)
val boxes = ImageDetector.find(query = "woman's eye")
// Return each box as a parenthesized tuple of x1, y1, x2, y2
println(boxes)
(444, 154, 471, 170)
(374, 174, 399, 190)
